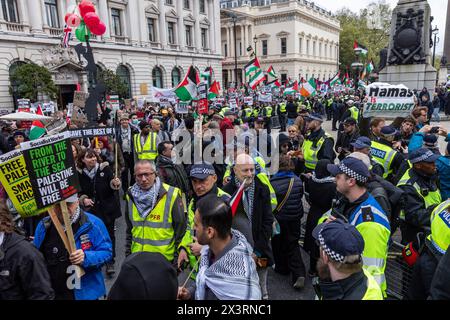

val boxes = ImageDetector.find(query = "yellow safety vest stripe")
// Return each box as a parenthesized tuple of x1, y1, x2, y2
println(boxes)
(134, 133, 157, 160)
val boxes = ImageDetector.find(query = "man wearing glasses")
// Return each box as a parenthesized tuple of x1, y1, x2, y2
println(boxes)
(124, 160, 187, 270)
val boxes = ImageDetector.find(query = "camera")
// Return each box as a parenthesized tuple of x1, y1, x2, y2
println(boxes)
(429, 127, 440, 134)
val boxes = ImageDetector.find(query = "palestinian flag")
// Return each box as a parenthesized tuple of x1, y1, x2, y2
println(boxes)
(267, 66, 277, 79)
(299, 78, 316, 97)
(358, 79, 367, 89)
(367, 60, 374, 73)
(30, 105, 46, 140)
(344, 72, 352, 87)
(330, 72, 341, 86)
(175, 66, 200, 101)
(244, 57, 261, 77)
(283, 81, 299, 96)
(249, 69, 265, 90)
(354, 41, 368, 56)
(201, 66, 213, 79)
(208, 81, 220, 100)
(267, 79, 281, 88)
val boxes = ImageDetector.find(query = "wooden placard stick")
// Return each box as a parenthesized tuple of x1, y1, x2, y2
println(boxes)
(60, 201, 85, 278)
(48, 206, 70, 253)
(114, 141, 118, 178)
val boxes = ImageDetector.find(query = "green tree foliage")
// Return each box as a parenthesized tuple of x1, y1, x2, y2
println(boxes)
(337, 0, 392, 73)
(9, 63, 57, 102)
(97, 68, 129, 98)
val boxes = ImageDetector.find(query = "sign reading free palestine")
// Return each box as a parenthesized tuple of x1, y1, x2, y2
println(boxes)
(21, 132, 80, 209)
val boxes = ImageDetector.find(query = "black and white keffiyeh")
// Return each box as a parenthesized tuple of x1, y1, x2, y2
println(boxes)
(130, 177, 161, 218)
(83, 163, 99, 180)
(195, 229, 261, 300)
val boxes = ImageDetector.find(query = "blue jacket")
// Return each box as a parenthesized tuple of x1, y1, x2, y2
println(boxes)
(34, 212, 112, 300)
(408, 132, 450, 200)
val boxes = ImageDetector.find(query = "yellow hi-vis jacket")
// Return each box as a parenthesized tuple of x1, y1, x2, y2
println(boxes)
(302, 132, 333, 170)
(134, 132, 158, 161)
(126, 183, 182, 261)
(370, 141, 396, 179)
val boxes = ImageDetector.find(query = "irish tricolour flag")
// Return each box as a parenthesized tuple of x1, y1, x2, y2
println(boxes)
(175, 66, 200, 101)
(299, 78, 316, 97)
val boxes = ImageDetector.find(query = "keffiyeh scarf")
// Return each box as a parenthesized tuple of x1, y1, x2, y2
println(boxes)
(130, 177, 161, 219)
(311, 172, 335, 184)
(83, 163, 99, 180)
(234, 177, 255, 220)
(195, 229, 261, 300)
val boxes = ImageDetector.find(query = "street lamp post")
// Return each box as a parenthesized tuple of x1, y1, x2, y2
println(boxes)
(253, 35, 258, 57)
(432, 26, 439, 68)
(230, 14, 238, 89)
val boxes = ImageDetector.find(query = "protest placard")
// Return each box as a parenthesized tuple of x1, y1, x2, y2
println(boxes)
(140, 83, 148, 95)
(107, 95, 120, 112)
(69, 126, 115, 138)
(73, 91, 89, 108)
(176, 102, 189, 114)
(21, 132, 80, 209)
(0, 150, 48, 218)
(258, 93, 273, 103)
(70, 106, 88, 125)
(363, 83, 415, 118)
(244, 96, 254, 106)
(229, 98, 238, 110)
(45, 118, 67, 135)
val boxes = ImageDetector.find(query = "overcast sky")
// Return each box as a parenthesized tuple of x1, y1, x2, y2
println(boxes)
(313, 0, 447, 54)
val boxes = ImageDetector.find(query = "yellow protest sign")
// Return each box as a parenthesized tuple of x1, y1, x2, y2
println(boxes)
(0, 150, 47, 218)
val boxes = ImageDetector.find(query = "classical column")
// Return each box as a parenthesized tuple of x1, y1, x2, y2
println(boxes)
(207, 0, 215, 52)
(40, 0, 48, 28)
(240, 25, 245, 56)
(444, 0, 450, 63)
(248, 25, 253, 48)
(158, 0, 167, 47)
(26, 0, 44, 34)
(213, 0, 221, 55)
(193, 0, 201, 50)
(226, 27, 230, 57)
(98, 0, 111, 40)
(138, 0, 147, 45)
(230, 26, 235, 58)
(176, 0, 184, 50)
(127, 0, 140, 45)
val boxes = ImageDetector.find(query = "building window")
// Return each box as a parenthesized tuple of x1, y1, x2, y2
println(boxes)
(319, 43, 322, 58)
(281, 38, 287, 55)
(224, 43, 228, 57)
(152, 67, 164, 88)
(1, 0, 18, 23)
(201, 28, 207, 49)
(185, 25, 192, 46)
(165, 0, 173, 5)
(199, 0, 205, 13)
(183, 0, 190, 9)
(299, 38, 303, 54)
(262, 40, 268, 56)
(168, 22, 175, 44)
(324, 44, 328, 58)
(281, 74, 287, 83)
(172, 67, 181, 87)
(313, 41, 316, 57)
(116, 65, 131, 98)
(111, 8, 122, 36)
(306, 40, 310, 56)
(45, 0, 59, 28)
(147, 18, 156, 42)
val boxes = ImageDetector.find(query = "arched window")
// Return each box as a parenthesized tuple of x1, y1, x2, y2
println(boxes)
(116, 64, 131, 98)
(171, 67, 181, 88)
(152, 66, 163, 88)
(9, 60, 27, 109)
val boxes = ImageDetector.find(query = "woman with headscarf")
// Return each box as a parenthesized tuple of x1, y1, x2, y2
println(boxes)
(303, 159, 337, 277)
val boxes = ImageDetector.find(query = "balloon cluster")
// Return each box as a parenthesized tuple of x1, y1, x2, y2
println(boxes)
(64, 0, 106, 42)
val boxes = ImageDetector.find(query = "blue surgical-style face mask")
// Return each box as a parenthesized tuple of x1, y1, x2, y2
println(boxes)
(132, 119, 139, 125)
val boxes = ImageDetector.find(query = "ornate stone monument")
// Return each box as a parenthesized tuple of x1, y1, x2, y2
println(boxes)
(379, 0, 437, 91)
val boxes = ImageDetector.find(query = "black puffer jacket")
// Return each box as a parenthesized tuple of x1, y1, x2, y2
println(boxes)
(0, 232, 54, 300)
(270, 171, 304, 221)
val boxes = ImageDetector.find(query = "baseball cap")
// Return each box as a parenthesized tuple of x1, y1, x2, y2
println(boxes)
(408, 148, 440, 164)
(327, 157, 370, 183)
(350, 136, 372, 150)
(312, 219, 365, 263)
(423, 134, 438, 148)
(189, 163, 216, 179)
(343, 117, 357, 126)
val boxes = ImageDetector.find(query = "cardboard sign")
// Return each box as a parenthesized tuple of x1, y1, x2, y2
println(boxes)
(45, 118, 67, 135)
(244, 96, 254, 106)
(21, 132, 80, 209)
(228, 99, 238, 110)
(17, 100, 32, 128)
(176, 102, 189, 114)
(69, 127, 115, 138)
(0, 150, 47, 218)
(140, 83, 148, 95)
(363, 83, 415, 118)
(71, 106, 88, 125)
(258, 93, 273, 103)
(73, 91, 89, 108)
(197, 99, 209, 114)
